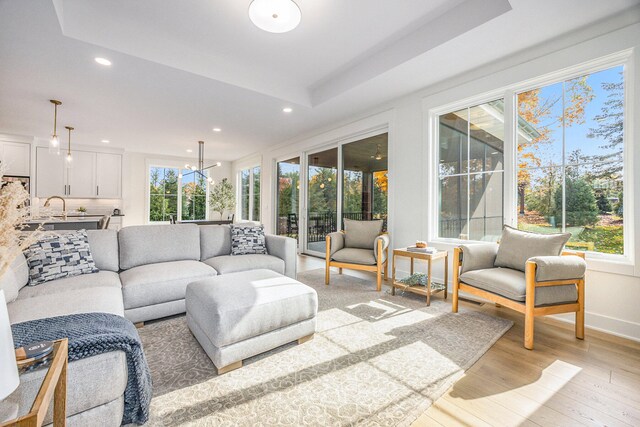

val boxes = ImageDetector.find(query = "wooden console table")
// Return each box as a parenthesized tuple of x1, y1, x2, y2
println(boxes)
(0, 339, 68, 427)
(390, 248, 448, 306)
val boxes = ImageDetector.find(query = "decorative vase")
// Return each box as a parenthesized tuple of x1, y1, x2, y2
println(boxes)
(0, 289, 19, 401)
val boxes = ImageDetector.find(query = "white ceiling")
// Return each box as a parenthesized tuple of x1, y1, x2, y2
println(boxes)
(0, 0, 638, 160)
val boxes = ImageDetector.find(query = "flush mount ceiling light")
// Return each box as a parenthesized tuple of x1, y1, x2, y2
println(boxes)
(282, 107, 293, 113)
(101, 139, 110, 144)
(49, 100, 61, 155)
(212, 127, 221, 132)
(181, 141, 222, 185)
(94, 57, 112, 66)
(249, 0, 301, 33)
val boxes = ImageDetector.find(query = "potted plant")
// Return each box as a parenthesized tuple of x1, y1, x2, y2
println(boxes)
(77, 206, 87, 216)
(209, 178, 235, 220)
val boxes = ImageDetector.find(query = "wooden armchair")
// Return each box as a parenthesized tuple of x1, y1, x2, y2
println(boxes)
(325, 219, 389, 291)
(452, 243, 586, 350)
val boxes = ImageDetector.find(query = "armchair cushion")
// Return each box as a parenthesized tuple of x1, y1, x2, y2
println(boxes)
(460, 268, 577, 306)
(460, 244, 498, 274)
(374, 234, 390, 263)
(494, 225, 570, 272)
(332, 248, 376, 265)
(327, 232, 345, 257)
(529, 256, 587, 282)
(343, 219, 383, 249)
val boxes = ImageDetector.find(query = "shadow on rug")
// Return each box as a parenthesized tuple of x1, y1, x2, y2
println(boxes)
(139, 269, 513, 426)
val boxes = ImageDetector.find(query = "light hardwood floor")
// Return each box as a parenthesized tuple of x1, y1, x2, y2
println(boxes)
(298, 255, 640, 427)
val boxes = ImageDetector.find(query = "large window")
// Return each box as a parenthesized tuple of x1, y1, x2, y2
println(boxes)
(149, 166, 208, 222)
(276, 157, 300, 239)
(438, 100, 505, 241)
(239, 166, 261, 221)
(436, 62, 626, 257)
(517, 66, 624, 255)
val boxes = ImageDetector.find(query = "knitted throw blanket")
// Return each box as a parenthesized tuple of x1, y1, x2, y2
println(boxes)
(11, 312, 152, 425)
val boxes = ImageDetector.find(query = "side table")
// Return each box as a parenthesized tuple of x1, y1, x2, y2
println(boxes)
(0, 338, 68, 427)
(391, 248, 448, 306)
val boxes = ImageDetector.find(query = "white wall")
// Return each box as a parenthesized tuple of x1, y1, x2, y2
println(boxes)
(233, 14, 640, 341)
(122, 151, 231, 226)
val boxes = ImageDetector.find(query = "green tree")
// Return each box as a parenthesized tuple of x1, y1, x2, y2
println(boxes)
(615, 190, 623, 217)
(587, 76, 623, 177)
(596, 192, 612, 214)
(553, 178, 598, 227)
(209, 178, 235, 219)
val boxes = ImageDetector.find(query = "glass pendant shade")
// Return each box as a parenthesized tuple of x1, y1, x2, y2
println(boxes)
(249, 0, 301, 33)
(49, 134, 60, 155)
(65, 126, 74, 169)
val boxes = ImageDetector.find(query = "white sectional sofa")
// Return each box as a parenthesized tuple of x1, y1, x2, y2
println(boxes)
(1, 224, 297, 426)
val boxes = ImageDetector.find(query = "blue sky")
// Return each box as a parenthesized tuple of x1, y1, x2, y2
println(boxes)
(522, 65, 623, 167)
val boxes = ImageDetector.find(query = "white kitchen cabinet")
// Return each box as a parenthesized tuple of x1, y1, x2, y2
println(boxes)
(36, 147, 122, 199)
(36, 147, 66, 197)
(66, 151, 97, 198)
(96, 152, 122, 198)
(0, 141, 30, 176)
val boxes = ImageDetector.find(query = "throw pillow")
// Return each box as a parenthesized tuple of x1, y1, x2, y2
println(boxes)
(494, 225, 570, 272)
(230, 224, 267, 255)
(343, 219, 383, 249)
(23, 230, 99, 286)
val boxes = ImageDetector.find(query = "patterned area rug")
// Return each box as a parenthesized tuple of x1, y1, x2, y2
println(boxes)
(140, 269, 512, 426)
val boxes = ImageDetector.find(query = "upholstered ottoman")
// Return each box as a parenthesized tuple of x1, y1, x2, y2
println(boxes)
(186, 269, 318, 374)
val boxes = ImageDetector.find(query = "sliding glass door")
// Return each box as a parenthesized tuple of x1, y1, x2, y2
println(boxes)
(276, 157, 301, 243)
(306, 148, 338, 254)
(342, 134, 388, 230)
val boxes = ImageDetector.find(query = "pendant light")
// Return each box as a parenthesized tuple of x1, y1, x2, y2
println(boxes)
(249, 0, 301, 33)
(65, 126, 74, 168)
(180, 141, 221, 185)
(49, 100, 62, 155)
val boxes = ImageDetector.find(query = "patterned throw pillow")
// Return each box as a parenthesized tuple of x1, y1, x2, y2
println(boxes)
(230, 224, 267, 255)
(23, 230, 99, 286)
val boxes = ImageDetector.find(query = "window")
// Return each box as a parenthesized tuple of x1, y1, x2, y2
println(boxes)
(517, 66, 624, 255)
(149, 167, 178, 222)
(149, 166, 208, 222)
(435, 62, 626, 257)
(239, 166, 261, 221)
(438, 99, 505, 241)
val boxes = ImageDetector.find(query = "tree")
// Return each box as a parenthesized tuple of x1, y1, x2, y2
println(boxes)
(209, 178, 235, 219)
(553, 178, 598, 227)
(615, 190, 623, 218)
(587, 76, 623, 177)
(596, 192, 612, 214)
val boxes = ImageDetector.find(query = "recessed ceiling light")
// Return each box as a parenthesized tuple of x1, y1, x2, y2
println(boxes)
(283, 107, 293, 113)
(249, 0, 301, 33)
(94, 57, 112, 66)
(212, 128, 222, 132)
(186, 149, 193, 153)
(101, 139, 110, 143)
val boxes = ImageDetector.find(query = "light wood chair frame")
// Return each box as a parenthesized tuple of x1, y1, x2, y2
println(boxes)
(452, 247, 586, 350)
(325, 233, 388, 291)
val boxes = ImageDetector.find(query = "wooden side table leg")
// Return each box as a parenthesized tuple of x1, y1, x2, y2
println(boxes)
(391, 254, 396, 296)
(444, 253, 449, 300)
(54, 355, 67, 426)
(410, 258, 414, 275)
(427, 260, 432, 306)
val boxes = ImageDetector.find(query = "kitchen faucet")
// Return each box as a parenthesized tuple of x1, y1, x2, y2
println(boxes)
(43, 196, 67, 219)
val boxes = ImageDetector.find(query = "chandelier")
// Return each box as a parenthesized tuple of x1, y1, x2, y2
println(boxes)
(180, 141, 222, 185)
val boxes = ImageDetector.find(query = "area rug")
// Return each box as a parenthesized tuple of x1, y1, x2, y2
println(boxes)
(139, 269, 513, 426)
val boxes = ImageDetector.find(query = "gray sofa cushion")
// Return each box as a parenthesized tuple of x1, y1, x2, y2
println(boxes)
(529, 255, 587, 282)
(203, 254, 285, 276)
(186, 269, 318, 347)
(343, 219, 383, 249)
(265, 234, 297, 279)
(460, 243, 498, 274)
(494, 225, 570, 272)
(8, 286, 125, 324)
(200, 225, 232, 260)
(118, 224, 200, 270)
(0, 252, 29, 303)
(332, 248, 376, 265)
(23, 230, 98, 285)
(86, 229, 119, 272)
(120, 260, 217, 310)
(460, 268, 577, 306)
(17, 271, 121, 299)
